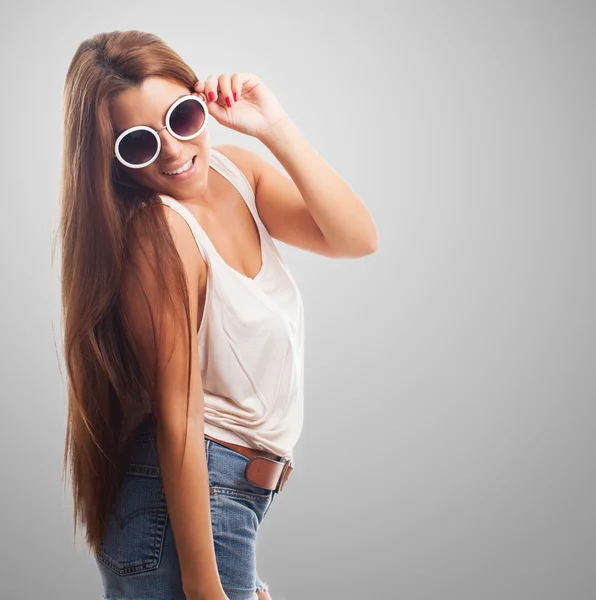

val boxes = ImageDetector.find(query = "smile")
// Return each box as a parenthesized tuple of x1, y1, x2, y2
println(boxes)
(162, 155, 197, 177)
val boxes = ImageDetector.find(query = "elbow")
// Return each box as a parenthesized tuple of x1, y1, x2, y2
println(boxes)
(365, 233, 378, 255)
(359, 230, 378, 256)
(345, 235, 379, 258)
(326, 230, 378, 258)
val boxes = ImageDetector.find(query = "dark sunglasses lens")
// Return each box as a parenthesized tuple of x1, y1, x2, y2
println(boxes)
(170, 98, 206, 137)
(118, 129, 158, 165)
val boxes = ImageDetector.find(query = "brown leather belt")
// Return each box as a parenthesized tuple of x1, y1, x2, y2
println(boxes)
(204, 433, 294, 493)
(140, 414, 293, 492)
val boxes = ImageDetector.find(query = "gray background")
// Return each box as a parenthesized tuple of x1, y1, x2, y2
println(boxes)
(1, 1, 595, 599)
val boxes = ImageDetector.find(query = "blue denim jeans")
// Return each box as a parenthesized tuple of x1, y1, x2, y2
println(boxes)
(95, 419, 278, 600)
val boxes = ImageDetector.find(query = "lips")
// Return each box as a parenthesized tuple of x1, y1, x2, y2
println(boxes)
(161, 155, 196, 174)
(160, 155, 197, 180)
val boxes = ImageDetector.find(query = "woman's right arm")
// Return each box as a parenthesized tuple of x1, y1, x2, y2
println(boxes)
(122, 206, 226, 600)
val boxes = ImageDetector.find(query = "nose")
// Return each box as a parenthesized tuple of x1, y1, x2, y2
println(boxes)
(158, 127, 185, 161)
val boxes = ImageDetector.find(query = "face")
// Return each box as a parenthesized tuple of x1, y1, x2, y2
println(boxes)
(110, 76, 211, 201)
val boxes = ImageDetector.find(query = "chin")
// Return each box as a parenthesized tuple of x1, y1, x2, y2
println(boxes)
(162, 167, 208, 200)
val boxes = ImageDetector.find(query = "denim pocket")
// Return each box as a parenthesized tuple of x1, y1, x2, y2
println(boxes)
(206, 438, 273, 502)
(95, 463, 168, 576)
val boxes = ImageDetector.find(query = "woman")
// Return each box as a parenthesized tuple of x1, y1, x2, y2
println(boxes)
(60, 29, 377, 600)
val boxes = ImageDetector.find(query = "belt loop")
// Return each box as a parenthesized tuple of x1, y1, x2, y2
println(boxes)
(275, 458, 293, 493)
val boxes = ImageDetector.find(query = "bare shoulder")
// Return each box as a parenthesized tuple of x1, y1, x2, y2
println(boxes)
(212, 144, 331, 256)
(125, 202, 206, 296)
(160, 201, 206, 283)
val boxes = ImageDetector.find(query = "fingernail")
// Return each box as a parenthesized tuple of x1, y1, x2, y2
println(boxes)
(225, 96, 232, 108)
(233, 92, 238, 102)
(208, 91, 215, 102)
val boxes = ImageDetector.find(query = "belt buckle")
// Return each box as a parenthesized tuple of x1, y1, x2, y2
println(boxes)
(275, 457, 293, 493)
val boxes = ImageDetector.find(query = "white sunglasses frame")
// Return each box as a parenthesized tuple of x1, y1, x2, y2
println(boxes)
(113, 95, 209, 169)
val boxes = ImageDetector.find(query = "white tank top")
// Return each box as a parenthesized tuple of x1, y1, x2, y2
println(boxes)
(157, 148, 304, 461)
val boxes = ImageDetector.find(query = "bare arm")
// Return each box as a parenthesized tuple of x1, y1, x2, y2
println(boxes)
(122, 205, 225, 600)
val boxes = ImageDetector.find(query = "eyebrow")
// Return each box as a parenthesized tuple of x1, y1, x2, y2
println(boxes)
(115, 93, 189, 137)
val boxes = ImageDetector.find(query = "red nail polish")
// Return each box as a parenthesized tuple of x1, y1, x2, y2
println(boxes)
(208, 91, 215, 102)
(225, 96, 232, 108)
(233, 92, 238, 102)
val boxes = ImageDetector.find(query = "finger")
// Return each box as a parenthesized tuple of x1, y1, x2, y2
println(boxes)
(205, 97, 226, 121)
(193, 81, 207, 102)
(230, 72, 244, 102)
(204, 74, 219, 104)
(217, 73, 234, 108)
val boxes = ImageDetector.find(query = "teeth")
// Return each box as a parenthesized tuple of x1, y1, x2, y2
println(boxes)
(164, 157, 193, 175)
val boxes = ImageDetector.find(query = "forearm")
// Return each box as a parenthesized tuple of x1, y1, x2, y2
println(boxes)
(157, 420, 226, 599)
(258, 116, 378, 256)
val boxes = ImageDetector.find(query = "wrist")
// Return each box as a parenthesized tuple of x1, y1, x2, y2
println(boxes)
(256, 114, 294, 146)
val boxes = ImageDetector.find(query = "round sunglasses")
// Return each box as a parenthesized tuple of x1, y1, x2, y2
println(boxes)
(113, 95, 209, 169)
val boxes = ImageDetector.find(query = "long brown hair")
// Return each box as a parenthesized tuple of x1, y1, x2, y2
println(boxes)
(57, 29, 198, 555)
